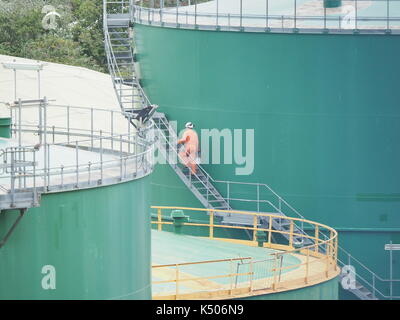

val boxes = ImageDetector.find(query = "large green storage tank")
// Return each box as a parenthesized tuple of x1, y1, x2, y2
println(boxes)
(134, 22, 400, 298)
(0, 98, 154, 299)
(0, 178, 151, 299)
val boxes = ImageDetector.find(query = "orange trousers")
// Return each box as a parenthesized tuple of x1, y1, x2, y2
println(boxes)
(179, 145, 198, 175)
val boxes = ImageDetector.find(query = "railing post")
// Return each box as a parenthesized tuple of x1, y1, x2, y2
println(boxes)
(90, 108, 94, 149)
(294, 0, 297, 29)
(128, 120, 131, 154)
(206, 175, 209, 202)
(88, 162, 91, 185)
(329, 230, 334, 258)
(176, 0, 178, 25)
(124, 157, 127, 179)
(387, 0, 390, 31)
(111, 110, 114, 150)
(100, 130, 103, 183)
(372, 274, 376, 299)
(75, 140, 79, 188)
(22, 148, 26, 189)
(18, 99, 22, 147)
(268, 216, 272, 245)
(256, 184, 260, 212)
(289, 220, 294, 248)
(315, 225, 319, 254)
(335, 235, 338, 270)
(67, 106, 70, 145)
(38, 100, 42, 145)
(325, 252, 329, 277)
(229, 258, 233, 295)
(120, 135, 123, 180)
(305, 248, 310, 284)
(239, 0, 243, 29)
(249, 258, 254, 293)
(390, 240, 393, 300)
(43, 98, 48, 190)
(227, 181, 230, 208)
(216, 0, 219, 27)
(194, 0, 197, 26)
(135, 138, 138, 177)
(33, 151, 37, 205)
(355, 0, 358, 30)
(253, 214, 257, 242)
(158, 208, 162, 231)
(210, 209, 214, 239)
(175, 264, 179, 300)
(47, 143, 51, 189)
(272, 254, 278, 290)
(10, 150, 15, 207)
(60, 165, 64, 187)
(9, 103, 13, 138)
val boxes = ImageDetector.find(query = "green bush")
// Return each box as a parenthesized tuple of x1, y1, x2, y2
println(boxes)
(0, 0, 106, 72)
(22, 34, 101, 70)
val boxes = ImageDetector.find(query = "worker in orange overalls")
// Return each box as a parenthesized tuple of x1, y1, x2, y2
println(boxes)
(178, 122, 199, 175)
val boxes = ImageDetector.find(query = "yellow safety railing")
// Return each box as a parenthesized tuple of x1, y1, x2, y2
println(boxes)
(151, 206, 339, 300)
(152, 257, 255, 300)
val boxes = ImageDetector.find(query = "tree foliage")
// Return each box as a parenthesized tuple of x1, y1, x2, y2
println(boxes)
(0, 0, 106, 72)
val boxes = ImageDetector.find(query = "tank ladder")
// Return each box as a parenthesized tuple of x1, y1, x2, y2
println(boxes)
(104, 1, 144, 116)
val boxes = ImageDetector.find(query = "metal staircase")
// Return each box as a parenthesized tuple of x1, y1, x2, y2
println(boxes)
(153, 112, 313, 246)
(153, 112, 230, 212)
(103, 0, 393, 300)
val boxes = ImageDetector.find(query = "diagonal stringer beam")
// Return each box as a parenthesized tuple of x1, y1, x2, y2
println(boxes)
(0, 209, 27, 249)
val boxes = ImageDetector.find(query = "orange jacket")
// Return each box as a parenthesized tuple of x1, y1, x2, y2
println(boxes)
(178, 129, 199, 152)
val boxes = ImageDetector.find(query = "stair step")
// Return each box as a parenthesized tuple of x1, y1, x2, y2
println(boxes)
(108, 21, 130, 27)
(112, 44, 131, 48)
(111, 38, 131, 42)
(109, 31, 129, 34)
(120, 94, 142, 98)
(115, 56, 132, 59)
(107, 14, 130, 27)
(117, 86, 138, 89)
(107, 13, 130, 19)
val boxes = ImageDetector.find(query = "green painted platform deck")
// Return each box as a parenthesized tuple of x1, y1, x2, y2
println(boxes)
(151, 230, 301, 297)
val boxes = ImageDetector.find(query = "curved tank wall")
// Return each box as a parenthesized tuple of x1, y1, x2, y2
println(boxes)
(240, 276, 339, 300)
(0, 177, 151, 299)
(135, 24, 400, 298)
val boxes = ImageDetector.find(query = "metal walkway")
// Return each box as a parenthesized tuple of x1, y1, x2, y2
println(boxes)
(103, 0, 390, 300)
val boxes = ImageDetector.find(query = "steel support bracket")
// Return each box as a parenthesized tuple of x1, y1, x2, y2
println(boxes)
(0, 209, 27, 249)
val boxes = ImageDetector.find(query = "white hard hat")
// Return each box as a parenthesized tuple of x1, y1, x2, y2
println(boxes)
(185, 122, 194, 129)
